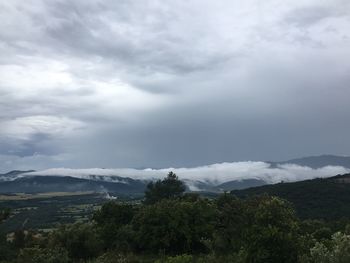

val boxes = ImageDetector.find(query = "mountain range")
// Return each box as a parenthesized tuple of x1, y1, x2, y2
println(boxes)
(0, 154, 349, 195)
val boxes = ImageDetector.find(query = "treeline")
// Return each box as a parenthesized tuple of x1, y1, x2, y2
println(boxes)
(2, 172, 350, 262)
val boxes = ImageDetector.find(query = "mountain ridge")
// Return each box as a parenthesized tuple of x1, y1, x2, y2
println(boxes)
(269, 154, 350, 169)
(1, 154, 350, 194)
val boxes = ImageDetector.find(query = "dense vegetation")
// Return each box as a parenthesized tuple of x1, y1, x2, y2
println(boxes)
(232, 173, 350, 220)
(2, 172, 350, 262)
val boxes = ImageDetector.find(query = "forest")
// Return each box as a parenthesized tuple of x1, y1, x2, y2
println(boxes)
(1, 172, 350, 263)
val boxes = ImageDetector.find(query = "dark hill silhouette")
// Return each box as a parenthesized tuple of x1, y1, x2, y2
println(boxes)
(232, 173, 350, 220)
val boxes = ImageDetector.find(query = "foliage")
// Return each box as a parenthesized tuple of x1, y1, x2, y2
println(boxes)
(132, 198, 215, 254)
(144, 172, 186, 205)
(213, 194, 300, 262)
(17, 247, 70, 263)
(308, 232, 350, 263)
(93, 251, 154, 263)
(242, 196, 300, 263)
(213, 194, 246, 253)
(93, 202, 136, 250)
(48, 222, 103, 261)
(232, 175, 350, 220)
(3, 174, 350, 262)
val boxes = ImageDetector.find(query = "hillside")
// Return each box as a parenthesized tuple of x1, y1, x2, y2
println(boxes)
(269, 154, 350, 169)
(232, 173, 350, 220)
(0, 175, 147, 194)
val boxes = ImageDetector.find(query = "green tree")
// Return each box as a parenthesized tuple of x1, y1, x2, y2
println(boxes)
(132, 198, 215, 254)
(213, 194, 246, 253)
(144, 172, 186, 205)
(93, 202, 136, 250)
(242, 196, 300, 263)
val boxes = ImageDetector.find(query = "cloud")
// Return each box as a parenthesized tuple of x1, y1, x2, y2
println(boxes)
(22, 162, 349, 186)
(0, 0, 350, 168)
(0, 153, 73, 172)
(0, 115, 84, 140)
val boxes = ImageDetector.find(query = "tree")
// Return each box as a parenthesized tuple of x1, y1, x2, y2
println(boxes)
(308, 232, 350, 263)
(213, 194, 246, 253)
(132, 198, 215, 254)
(93, 202, 136, 251)
(144, 172, 186, 205)
(242, 196, 300, 263)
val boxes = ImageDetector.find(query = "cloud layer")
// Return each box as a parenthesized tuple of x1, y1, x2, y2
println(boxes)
(23, 162, 349, 186)
(1, 1, 350, 170)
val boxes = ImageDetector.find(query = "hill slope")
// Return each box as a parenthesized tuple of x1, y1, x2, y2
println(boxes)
(232, 173, 350, 220)
(0, 175, 147, 194)
(270, 154, 350, 169)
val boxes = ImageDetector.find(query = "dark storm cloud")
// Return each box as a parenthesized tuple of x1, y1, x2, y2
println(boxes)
(0, 0, 350, 171)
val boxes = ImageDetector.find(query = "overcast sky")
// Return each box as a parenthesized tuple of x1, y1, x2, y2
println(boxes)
(0, 0, 350, 172)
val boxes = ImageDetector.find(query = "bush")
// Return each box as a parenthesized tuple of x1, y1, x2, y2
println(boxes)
(48, 223, 103, 260)
(17, 247, 69, 263)
(309, 232, 350, 263)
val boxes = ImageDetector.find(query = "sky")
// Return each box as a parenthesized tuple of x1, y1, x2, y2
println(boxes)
(0, 0, 350, 172)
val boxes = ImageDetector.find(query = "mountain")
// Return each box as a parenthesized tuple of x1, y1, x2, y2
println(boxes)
(0, 172, 265, 195)
(0, 170, 36, 181)
(0, 174, 147, 194)
(217, 179, 266, 191)
(270, 154, 350, 169)
(232, 173, 350, 220)
(0, 155, 349, 195)
(0, 171, 268, 194)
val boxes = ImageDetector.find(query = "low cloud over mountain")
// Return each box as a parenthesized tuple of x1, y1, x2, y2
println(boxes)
(19, 161, 350, 185)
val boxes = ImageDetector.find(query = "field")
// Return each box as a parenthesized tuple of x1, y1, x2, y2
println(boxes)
(0, 191, 95, 201)
(0, 192, 109, 233)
